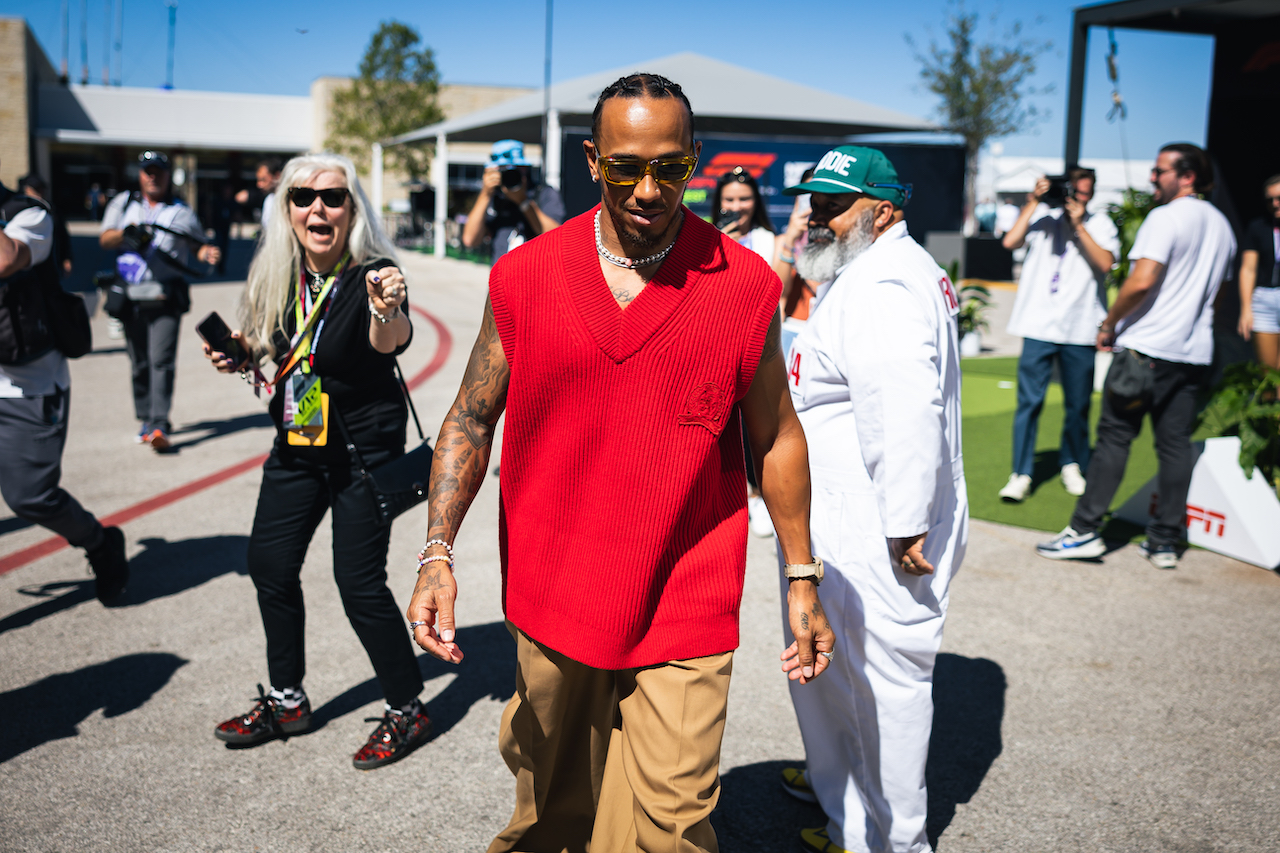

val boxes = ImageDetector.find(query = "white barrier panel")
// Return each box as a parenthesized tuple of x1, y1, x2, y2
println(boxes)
(1114, 437, 1280, 570)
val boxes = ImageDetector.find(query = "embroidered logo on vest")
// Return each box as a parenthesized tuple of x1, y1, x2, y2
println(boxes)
(679, 382, 729, 433)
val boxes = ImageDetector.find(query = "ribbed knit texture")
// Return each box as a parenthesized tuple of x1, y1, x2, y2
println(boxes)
(490, 205, 781, 669)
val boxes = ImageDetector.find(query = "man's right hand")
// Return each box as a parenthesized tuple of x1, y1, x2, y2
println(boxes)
(1026, 177, 1050, 206)
(407, 562, 463, 664)
(480, 166, 502, 197)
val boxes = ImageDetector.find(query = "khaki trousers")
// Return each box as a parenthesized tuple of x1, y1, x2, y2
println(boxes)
(488, 623, 733, 853)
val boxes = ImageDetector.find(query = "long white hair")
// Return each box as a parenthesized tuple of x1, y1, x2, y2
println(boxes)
(239, 152, 398, 360)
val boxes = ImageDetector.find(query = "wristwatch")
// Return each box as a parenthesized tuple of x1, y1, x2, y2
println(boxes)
(784, 557, 824, 585)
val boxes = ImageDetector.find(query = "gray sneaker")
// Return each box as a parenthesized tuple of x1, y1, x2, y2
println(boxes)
(1036, 527, 1106, 560)
(1138, 540, 1179, 570)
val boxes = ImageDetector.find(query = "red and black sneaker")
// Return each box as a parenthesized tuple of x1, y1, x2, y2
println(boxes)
(214, 684, 312, 746)
(351, 701, 432, 770)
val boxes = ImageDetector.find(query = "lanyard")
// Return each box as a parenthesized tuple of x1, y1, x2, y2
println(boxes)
(272, 252, 349, 385)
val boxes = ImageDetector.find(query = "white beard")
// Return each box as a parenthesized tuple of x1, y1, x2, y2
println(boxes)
(795, 208, 875, 284)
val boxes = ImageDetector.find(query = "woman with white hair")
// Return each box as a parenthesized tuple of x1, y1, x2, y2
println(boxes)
(202, 153, 429, 769)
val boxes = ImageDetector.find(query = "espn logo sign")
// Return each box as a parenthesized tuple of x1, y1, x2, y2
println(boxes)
(1147, 495, 1227, 538)
(1186, 504, 1226, 538)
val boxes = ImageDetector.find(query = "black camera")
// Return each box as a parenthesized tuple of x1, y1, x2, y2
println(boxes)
(1041, 175, 1075, 208)
(500, 168, 525, 189)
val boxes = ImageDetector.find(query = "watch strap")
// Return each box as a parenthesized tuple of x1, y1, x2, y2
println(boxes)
(783, 556, 824, 584)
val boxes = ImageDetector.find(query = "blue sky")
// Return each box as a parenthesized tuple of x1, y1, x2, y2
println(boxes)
(5, 0, 1214, 163)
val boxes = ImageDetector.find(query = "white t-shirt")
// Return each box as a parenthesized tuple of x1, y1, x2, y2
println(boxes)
(1117, 196, 1236, 365)
(739, 227, 775, 263)
(1, 204, 70, 397)
(100, 192, 204, 298)
(1006, 206, 1119, 346)
(260, 191, 276, 232)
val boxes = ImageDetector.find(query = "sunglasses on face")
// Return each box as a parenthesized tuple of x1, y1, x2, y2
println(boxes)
(597, 156, 697, 186)
(1151, 166, 1174, 178)
(288, 187, 350, 208)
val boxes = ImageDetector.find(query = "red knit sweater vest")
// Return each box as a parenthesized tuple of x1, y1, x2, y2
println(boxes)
(489, 205, 781, 669)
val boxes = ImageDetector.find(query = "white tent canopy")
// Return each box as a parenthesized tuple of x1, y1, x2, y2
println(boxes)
(380, 52, 935, 257)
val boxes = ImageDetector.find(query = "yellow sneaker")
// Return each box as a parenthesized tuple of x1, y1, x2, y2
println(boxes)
(800, 826, 852, 853)
(781, 766, 818, 803)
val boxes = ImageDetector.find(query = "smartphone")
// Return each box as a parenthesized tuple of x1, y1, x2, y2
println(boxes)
(196, 311, 247, 365)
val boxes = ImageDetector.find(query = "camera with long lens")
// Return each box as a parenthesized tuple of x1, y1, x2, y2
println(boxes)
(1041, 175, 1075, 208)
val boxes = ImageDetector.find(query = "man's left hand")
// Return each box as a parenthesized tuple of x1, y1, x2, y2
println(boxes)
(889, 533, 934, 576)
(780, 580, 835, 684)
(197, 244, 222, 266)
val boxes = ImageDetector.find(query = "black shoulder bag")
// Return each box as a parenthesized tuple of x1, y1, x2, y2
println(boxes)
(332, 360, 433, 528)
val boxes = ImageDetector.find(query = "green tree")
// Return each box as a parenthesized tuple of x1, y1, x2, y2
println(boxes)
(326, 21, 444, 183)
(909, 6, 1051, 233)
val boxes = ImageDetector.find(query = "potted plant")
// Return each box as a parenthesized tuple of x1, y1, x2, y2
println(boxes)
(1196, 362, 1280, 496)
(957, 282, 992, 357)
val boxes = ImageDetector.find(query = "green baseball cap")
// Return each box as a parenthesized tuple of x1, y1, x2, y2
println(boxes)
(782, 145, 912, 206)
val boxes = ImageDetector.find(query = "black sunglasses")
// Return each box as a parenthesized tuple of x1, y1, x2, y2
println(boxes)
(289, 187, 350, 208)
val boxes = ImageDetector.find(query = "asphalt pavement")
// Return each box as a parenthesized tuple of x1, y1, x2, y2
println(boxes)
(2, 252, 1278, 853)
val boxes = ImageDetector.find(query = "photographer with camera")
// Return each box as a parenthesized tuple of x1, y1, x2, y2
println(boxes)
(100, 151, 221, 451)
(1, 160, 129, 603)
(461, 139, 564, 263)
(998, 167, 1118, 503)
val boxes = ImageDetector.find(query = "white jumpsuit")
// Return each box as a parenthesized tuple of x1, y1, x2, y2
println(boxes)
(783, 221, 968, 853)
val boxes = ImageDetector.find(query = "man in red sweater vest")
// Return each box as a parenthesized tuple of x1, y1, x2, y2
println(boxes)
(407, 73, 835, 853)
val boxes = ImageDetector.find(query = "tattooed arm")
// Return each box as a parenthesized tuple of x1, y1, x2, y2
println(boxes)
(406, 296, 510, 664)
(739, 309, 834, 684)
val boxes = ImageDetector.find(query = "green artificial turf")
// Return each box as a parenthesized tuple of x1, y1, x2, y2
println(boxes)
(961, 357, 1158, 534)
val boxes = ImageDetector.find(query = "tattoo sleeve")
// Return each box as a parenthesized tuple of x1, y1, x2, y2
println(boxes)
(427, 297, 510, 546)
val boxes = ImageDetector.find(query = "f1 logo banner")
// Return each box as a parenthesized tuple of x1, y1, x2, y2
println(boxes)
(1116, 437, 1280, 570)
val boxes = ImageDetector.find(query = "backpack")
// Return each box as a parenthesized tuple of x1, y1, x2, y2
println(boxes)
(0, 188, 92, 363)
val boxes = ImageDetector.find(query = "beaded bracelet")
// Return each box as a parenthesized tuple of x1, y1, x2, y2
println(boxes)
(422, 538, 453, 557)
(417, 554, 453, 574)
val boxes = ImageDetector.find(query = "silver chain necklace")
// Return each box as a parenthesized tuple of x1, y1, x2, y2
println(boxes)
(595, 211, 682, 270)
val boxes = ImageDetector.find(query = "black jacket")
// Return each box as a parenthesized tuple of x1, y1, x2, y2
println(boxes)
(0, 186, 61, 365)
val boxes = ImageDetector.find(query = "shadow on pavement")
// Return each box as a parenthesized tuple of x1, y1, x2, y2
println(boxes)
(712, 759, 824, 852)
(927, 653, 1007, 849)
(710, 654, 1005, 852)
(167, 412, 273, 453)
(311, 620, 516, 737)
(0, 515, 35, 536)
(0, 652, 187, 763)
(0, 534, 250, 635)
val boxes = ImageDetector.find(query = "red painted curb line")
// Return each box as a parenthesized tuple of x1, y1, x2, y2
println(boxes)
(0, 305, 455, 576)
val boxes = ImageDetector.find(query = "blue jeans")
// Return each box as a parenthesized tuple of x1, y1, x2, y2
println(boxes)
(1012, 338, 1095, 476)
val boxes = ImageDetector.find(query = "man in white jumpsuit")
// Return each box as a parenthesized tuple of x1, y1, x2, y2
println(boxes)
(779, 146, 969, 853)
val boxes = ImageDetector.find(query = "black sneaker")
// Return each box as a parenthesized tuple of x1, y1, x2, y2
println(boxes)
(87, 526, 128, 604)
(351, 701, 432, 770)
(214, 684, 312, 746)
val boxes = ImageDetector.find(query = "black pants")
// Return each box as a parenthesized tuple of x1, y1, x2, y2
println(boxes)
(1070, 355, 1208, 547)
(123, 305, 180, 431)
(247, 441, 423, 708)
(0, 388, 103, 549)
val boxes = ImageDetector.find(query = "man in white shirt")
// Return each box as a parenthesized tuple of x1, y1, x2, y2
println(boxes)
(100, 150, 220, 450)
(780, 146, 968, 853)
(234, 156, 282, 235)
(998, 168, 1118, 502)
(0, 170, 129, 602)
(1038, 143, 1236, 569)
